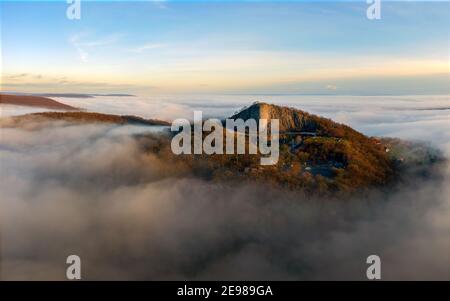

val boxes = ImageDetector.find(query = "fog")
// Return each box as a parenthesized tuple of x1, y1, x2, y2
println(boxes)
(0, 95, 449, 280)
(4, 94, 448, 154)
(50, 94, 450, 154)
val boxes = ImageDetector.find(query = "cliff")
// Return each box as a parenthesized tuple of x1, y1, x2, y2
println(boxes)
(231, 102, 319, 132)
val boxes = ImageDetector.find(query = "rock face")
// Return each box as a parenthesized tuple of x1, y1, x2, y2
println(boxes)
(230, 102, 372, 144)
(230, 102, 319, 132)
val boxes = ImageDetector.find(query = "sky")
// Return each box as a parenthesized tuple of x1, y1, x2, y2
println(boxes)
(0, 0, 449, 95)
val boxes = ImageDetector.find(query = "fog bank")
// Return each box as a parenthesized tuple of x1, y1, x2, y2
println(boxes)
(1, 121, 449, 280)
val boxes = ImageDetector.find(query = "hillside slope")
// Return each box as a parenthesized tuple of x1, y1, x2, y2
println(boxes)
(0, 111, 170, 127)
(0, 94, 78, 110)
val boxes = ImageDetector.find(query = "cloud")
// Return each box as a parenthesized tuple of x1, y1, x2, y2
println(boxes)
(0, 116, 449, 280)
(3, 73, 42, 81)
(69, 35, 89, 63)
(69, 33, 121, 63)
(128, 43, 167, 53)
(153, 0, 168, 10)
(326, 84, 337, 91)
(1, 76, 144, 97)
(3, 94, 447, 151)
(3, 73, 28, 80)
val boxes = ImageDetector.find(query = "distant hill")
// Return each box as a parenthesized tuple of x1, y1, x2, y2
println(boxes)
(0, 94, 78, 110)
(1, 92, 136, 98)
(1, 111, 170, 127)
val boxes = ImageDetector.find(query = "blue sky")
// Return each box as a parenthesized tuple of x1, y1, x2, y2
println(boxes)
(1, 0, 449, 95)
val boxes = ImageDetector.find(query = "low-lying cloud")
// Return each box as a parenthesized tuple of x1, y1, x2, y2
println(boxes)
(1, 120, 449, 280)
(41, 94, 449, 153)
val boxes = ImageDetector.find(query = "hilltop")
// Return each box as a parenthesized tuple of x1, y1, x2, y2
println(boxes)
(232, 101, 320, 132)
(231, 101, 368, 138)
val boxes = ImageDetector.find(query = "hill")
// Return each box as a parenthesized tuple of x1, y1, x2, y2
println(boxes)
(226, 102, 394, 191)
(1, 101, 442, 196)
(0, 94, 78, 110)
(162, 102, 442, 195)
(0, 111, 170, 127)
